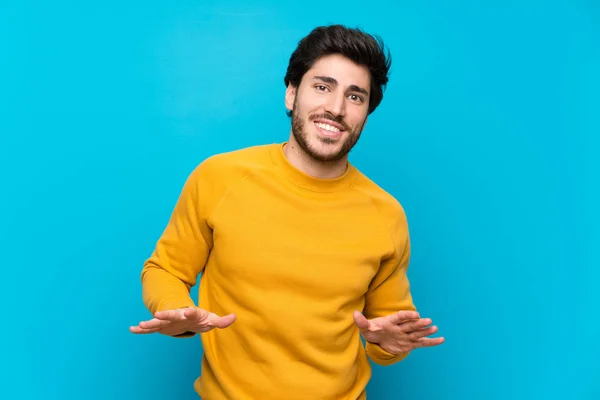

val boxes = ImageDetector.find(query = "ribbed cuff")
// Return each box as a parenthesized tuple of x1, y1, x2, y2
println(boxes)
(366, 341, 410, 366)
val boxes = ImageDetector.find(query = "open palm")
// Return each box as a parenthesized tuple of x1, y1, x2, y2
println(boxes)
(353, 310, 444, 354)
(130, 307, 236, 336)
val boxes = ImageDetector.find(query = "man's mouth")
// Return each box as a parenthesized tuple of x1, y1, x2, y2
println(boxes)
(313, 120, 345, 138)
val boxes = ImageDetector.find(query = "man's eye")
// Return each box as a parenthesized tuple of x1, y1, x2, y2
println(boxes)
(316, 85, 328, 91)
(349, 94, 363, 102)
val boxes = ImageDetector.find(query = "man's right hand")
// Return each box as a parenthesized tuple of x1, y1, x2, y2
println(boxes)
(129, 307, 236, 336)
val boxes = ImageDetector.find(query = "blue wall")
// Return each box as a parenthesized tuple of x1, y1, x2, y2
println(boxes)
(1, 1, 598, 399)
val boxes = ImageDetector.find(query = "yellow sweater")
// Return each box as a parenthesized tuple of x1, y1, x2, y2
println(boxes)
(141, 143, 416, 400)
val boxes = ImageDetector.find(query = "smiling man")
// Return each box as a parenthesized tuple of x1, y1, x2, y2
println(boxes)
(131, 25, 444, 399)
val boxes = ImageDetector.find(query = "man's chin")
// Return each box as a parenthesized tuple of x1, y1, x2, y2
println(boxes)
(306, 145, 346, 162)
(292, 128, 351, 162)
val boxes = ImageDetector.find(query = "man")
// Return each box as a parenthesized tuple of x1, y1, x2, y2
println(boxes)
(130, 24, 444, 399)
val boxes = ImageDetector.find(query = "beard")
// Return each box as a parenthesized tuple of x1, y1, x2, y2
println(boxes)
(291, 101, 365, 163)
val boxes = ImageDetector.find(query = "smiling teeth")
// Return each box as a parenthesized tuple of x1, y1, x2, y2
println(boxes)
(315, 122, 340, 132)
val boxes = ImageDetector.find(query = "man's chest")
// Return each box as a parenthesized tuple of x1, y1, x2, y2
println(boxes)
(205, 181, 392, 297)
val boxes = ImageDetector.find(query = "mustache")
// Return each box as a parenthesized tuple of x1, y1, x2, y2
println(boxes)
(309, 112, 349, 131)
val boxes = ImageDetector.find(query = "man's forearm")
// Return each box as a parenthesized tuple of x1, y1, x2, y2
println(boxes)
(141, 265, 196, 315)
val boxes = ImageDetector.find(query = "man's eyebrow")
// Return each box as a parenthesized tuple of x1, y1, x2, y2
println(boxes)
(313, 75, 338, 85)
(348, 84, 369, 96)
(313, 76, 369, 96)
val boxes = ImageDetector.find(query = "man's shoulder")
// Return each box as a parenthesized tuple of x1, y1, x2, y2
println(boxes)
(181, 143, 278, 207)
(200, 143, 275, 169)
(192, 143, 277, 180)
(351, 168, 408, 225)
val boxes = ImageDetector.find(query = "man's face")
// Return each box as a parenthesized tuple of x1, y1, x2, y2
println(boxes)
(285, 54, 371, 162)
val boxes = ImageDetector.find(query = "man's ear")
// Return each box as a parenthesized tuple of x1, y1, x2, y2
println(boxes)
(285, 84, 296, 112)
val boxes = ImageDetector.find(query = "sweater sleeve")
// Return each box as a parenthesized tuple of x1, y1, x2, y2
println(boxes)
(363, 213, 416, 366)
(140, 163, 215, 316)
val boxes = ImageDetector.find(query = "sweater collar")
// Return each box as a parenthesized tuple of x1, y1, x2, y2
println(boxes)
(269, 142, 358, 192)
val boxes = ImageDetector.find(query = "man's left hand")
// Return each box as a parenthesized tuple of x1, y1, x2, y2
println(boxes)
(353, 310, 445, 355)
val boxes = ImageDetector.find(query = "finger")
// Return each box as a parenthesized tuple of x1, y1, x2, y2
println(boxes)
(138, 318, 174, 330)
(353, 311, 371, 333)
(414, 336, 445, 348)
(387, 310, 420, 324)
(184, 307, 209, 322)
(209, 313, 237, 329)
(129, 325, 160, 334)
(409, 325, 438, 340)
(154, 309, 187, 321)
(399, 318, 432, 333)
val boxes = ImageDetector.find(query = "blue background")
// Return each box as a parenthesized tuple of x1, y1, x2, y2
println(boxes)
(1, 1, 598, 399)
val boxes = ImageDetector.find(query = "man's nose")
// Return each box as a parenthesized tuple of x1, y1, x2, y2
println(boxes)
(324, 92, 346, 118)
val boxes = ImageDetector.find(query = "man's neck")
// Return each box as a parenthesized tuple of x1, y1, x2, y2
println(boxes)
(283, 141, 348, 180)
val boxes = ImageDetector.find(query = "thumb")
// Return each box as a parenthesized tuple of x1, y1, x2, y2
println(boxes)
(211, 313, 237, 329)
(184, 307, 208, 321)
(353, 311, 370, 332)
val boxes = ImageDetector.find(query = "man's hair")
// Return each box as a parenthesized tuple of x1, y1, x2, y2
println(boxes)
(284, 24, 392, 116)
